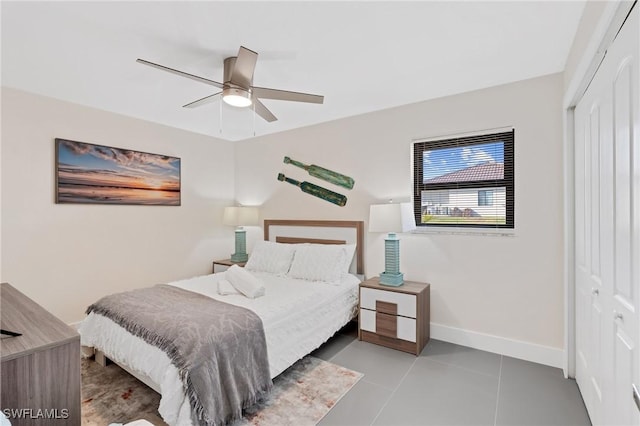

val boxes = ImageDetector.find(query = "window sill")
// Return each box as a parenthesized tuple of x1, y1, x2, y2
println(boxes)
(409, 227, 515, 237)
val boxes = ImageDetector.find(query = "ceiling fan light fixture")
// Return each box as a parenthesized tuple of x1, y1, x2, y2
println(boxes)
(138, 45, 323, 123)
(222, 87, 252, 108)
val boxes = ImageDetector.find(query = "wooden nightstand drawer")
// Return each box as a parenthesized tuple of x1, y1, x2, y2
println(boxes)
(358, 277, 430, 355)
(360, 309, 417, 342)
(360, 287, 417, 318)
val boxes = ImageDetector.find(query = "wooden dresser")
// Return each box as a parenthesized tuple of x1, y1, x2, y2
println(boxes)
(359, 277, 430, 355)
(1, 283, 80, 425)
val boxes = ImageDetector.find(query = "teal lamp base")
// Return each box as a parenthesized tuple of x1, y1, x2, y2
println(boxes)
(230, 253, 248, 263)
(230, 228, 248, 263)
(379, 272, 404, 286)
(380, 232, 404, 286)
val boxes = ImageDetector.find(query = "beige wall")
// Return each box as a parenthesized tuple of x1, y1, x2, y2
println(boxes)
(1, 73, 566, 351)
(236, 73, 565, 349)
(1, 88, 236, 323)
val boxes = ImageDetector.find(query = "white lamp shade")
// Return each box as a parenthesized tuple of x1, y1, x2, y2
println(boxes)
(368, 202, 416, 233)
(223, 206, 260, 227)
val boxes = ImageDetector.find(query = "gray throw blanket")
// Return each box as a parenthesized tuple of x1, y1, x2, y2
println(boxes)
(86, 284, 272, 426)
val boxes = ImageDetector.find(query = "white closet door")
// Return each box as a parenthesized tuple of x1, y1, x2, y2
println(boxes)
(575, 58, 611, 426)
(574, 5, 639, 425)
(610, 6, 639, 425)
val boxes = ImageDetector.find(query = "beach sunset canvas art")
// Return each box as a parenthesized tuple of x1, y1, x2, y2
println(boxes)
(55, 139, 181, 205)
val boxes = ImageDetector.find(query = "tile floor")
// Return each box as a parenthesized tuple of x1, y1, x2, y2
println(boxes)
(312, 323, 591, 426)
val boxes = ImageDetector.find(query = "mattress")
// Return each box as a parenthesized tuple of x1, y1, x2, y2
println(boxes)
(79, 271, 360, 426)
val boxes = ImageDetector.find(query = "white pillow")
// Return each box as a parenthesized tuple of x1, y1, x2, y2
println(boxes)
(288, 244, 348, 282)
(245, 241, 296, 275)
(225, 265, 265, 298)
(341, 244, 357, 274)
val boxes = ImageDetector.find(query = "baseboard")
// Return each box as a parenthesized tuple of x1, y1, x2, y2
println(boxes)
(430, 322, 564, 369)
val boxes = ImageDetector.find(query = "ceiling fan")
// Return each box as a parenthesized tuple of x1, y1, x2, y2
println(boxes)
(136, 46, 324, 123)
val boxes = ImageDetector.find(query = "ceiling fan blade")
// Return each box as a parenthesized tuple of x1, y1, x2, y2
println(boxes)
(137, 59, 224, 88)
(252, 86, 324, 104)
(182, 92, 222, 108)
(252, 98, 277, 122)
(230, 46, 258, 88)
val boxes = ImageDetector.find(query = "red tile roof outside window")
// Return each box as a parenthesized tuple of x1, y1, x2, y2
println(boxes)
(424, 162, 504, 184)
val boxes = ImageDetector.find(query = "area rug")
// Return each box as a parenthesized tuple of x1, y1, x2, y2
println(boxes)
(82, 356, 363, 425)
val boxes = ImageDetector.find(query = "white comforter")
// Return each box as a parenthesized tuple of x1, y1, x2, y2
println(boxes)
(79, 271, 359, 426)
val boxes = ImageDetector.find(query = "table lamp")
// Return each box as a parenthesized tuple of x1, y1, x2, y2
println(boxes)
(223, 206, 259, 263)
(368, 202, 416, 286)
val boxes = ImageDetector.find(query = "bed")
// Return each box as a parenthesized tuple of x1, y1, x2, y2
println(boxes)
(79, 219, 364, 426)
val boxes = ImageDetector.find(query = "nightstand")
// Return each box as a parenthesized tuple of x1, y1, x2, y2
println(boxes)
(212, 259, 246, 273)
(358, 277, 430, 355)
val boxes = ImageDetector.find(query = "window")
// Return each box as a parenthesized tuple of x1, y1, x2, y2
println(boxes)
(413, 130, 514, 228)
(478, 190, 494, 206)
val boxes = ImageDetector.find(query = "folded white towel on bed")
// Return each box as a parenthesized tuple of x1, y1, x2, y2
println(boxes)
(217, 279, 240, 295)
(226, 265, 266, 298)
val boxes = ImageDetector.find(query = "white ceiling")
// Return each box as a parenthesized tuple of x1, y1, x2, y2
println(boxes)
(1, 1, 585, 141)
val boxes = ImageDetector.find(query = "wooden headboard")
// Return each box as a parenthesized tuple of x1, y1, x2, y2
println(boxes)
(263, 220, 365, 275)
